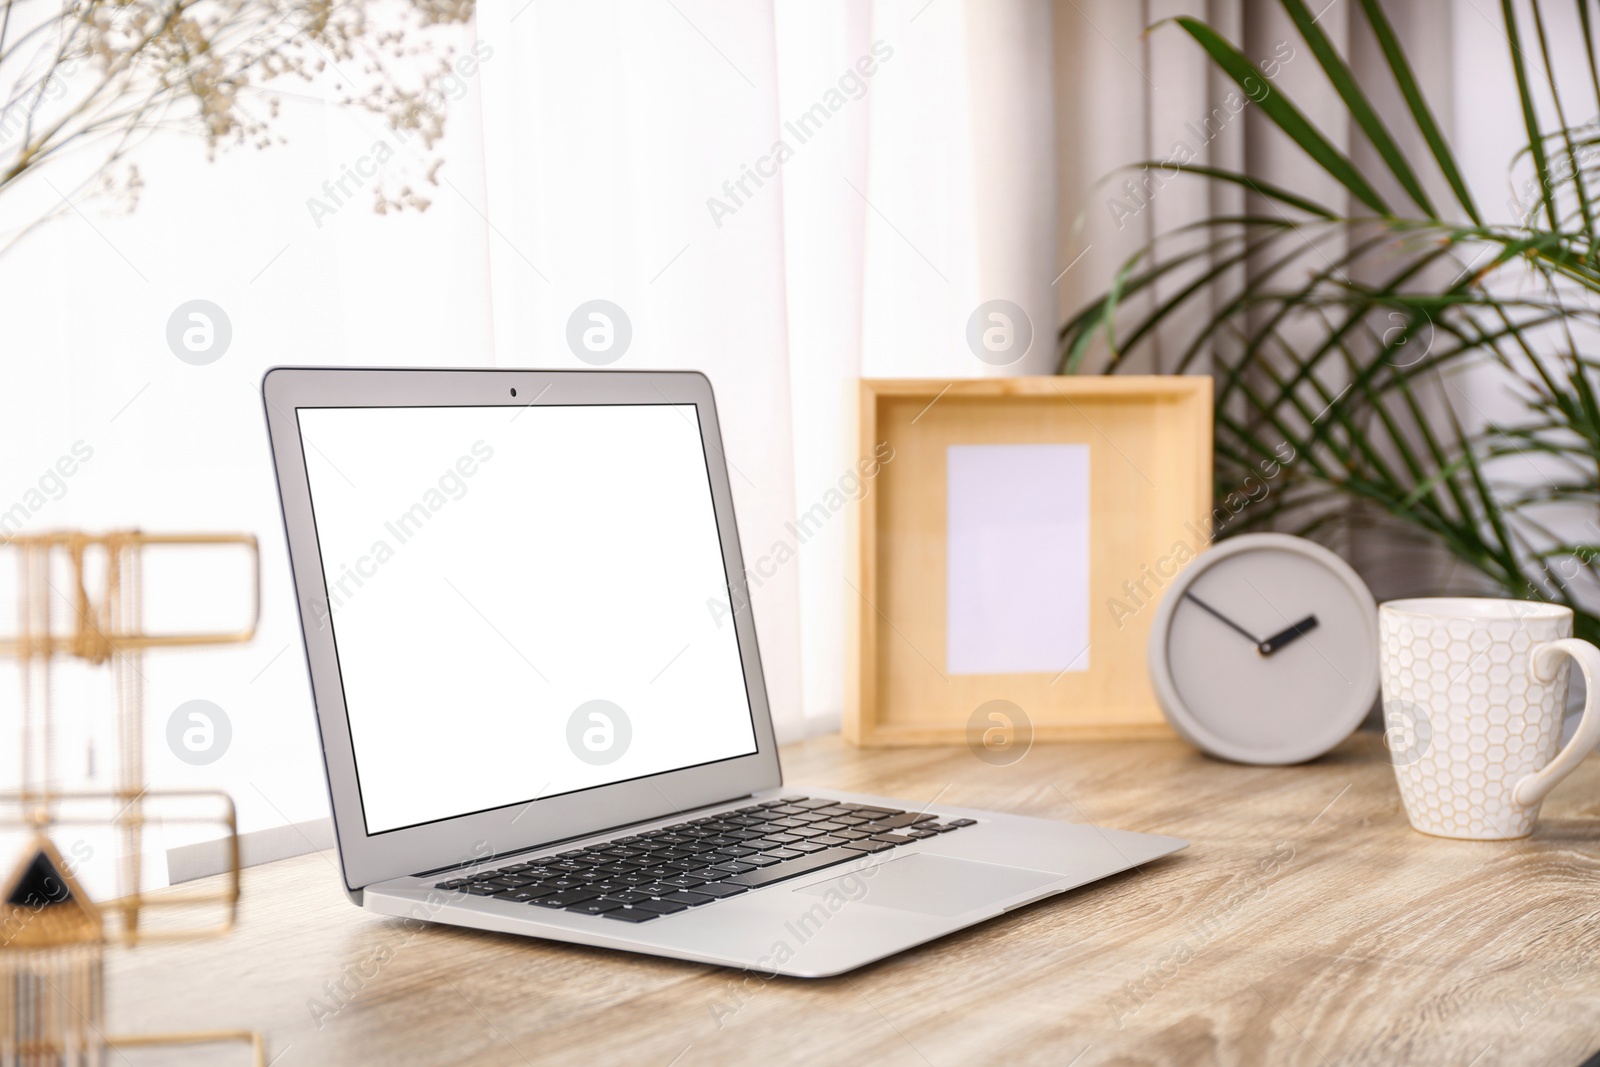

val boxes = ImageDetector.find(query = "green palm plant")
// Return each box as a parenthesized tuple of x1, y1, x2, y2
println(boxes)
(1059, 0, 1600, 642)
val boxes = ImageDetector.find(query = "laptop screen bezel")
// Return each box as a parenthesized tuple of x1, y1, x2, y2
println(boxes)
(262, 367, 783, 894)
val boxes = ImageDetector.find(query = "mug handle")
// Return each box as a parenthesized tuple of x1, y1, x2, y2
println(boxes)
(1513, 638, 1600, 808)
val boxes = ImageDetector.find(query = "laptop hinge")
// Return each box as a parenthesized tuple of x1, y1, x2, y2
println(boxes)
(411, 792, 760, 878)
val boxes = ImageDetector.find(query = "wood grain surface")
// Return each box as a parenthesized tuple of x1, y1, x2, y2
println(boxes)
(102, 732, 1600, 1066)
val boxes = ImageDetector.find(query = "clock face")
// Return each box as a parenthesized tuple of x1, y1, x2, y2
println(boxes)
(1156, 535, 1378, 764)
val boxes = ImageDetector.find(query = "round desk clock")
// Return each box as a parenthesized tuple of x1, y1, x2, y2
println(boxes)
(1148, 532, 1380, 765)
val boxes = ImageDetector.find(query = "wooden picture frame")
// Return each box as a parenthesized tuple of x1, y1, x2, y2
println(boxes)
(846, 376, 1213, 746)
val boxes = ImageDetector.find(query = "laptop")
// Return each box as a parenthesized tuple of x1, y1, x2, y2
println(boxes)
(261, 366, 1186, 977)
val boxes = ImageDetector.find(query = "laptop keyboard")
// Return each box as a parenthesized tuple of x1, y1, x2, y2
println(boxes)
(433, 797, 977, 923)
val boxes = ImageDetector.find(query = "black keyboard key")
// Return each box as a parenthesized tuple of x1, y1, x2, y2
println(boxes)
(761, 833, 802, 845)
(763, 848, 805, 861)
(460, 884, 503, 896)
(788, 841, 828, 854)
(664, 859, 705, 872)
(713, 846, 759, 858)
(948, 818, 978, 827)
(694, 882, 749, 899)
(757, 799, 789, 808)
(607, 891, 652, 904)
(871, 834, 916, 845)
(861, 813, 922, 830)
(740, 852, 782, 867)
(834, 829, 871, 840)
(727, 847, 865, 888)
(793, 800, 837, 810)
(687, 869, 731, 883)
(637, 883, 678, 897)
(842, 840, 893, 853)
(530, 888, 602, 908)
(660, 874, 709, 889)
(811, 836, 850, 848)
(495, 887, 555, 902)
(567, 898, 624, 915)
(540, 877, 585, 890)
(602, 907, 660, 923)
(660, 891, 714, 907)
(632, 899, 689, 915)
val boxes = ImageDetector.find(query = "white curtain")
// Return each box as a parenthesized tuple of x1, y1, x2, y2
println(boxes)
(0, 14, 497, 863)
(475, 0, 1058, 740)
(0, 0, 1060, 863)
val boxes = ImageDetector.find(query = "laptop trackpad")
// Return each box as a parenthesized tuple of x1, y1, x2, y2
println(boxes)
(793, 853, 1060, 917)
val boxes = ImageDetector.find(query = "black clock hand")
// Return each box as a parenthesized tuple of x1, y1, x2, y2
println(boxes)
(1258, 615, 1319, 656)
(1183, 592, 1263, 647)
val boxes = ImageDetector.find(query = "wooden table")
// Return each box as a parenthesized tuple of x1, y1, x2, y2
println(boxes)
(107, 733, 1600, 1066)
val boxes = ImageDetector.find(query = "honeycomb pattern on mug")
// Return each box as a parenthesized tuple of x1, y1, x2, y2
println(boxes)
(1380, 612, 1566, 839)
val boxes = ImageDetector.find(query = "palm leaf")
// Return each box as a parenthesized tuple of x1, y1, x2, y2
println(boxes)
(1062, 0, 1600, 639)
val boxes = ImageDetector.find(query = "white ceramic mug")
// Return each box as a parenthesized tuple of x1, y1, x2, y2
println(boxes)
(1378, 598, 1600, 839)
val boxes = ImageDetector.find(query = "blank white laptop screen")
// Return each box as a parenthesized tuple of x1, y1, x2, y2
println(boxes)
(295, 404, 760, 835)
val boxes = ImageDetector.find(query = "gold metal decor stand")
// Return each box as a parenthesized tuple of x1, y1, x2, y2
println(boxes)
(0, 531, 265, 1066)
